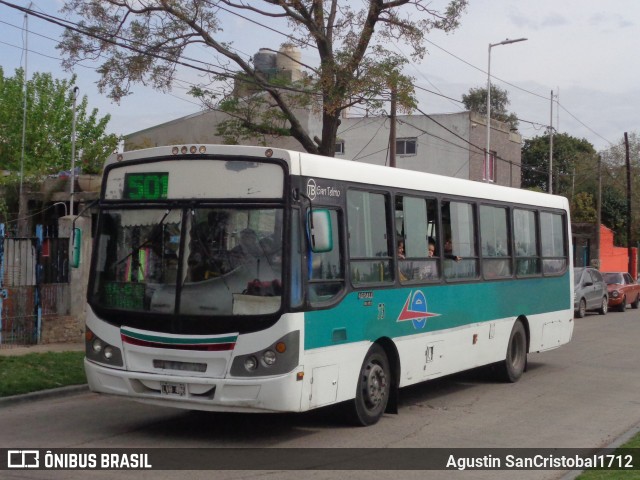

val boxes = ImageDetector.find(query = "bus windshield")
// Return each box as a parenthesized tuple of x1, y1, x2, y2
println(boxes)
(90, 206, 283, 317)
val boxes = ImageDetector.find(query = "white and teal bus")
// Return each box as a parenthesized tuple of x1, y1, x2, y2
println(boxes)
(85, 144, 573, 425)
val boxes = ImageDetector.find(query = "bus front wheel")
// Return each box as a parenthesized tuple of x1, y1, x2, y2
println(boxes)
(500, 320, 527, 383)
(348, 344, 390, 426)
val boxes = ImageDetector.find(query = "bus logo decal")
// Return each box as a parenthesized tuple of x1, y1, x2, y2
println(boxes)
(396, 290, 439, 330)
(306, 178, 317, 200)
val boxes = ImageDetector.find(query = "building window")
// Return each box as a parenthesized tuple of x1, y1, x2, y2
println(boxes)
(335, 141, 345, 155)
(396, 138, 417, 156)
(483, 151, 496, 182)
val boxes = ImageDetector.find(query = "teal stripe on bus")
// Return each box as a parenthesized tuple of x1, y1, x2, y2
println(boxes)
(303, 274, 571, 350)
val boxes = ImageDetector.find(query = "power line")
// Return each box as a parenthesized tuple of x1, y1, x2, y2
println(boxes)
(0, 0, 622, 155)
(0, 0, 318, 97)
(556, 101, 616, 147)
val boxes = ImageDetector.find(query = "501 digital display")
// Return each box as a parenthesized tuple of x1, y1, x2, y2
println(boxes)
(123, 172, 169, 200)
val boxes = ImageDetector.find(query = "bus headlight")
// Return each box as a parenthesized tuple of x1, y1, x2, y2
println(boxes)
(92, 339, 103, 353)
(230, 331, 299, 377)
(85, 328, 124, 367)
(103, 347, 115, 360)
(244, 356, 258, 371)
(262, 350, 277, 366)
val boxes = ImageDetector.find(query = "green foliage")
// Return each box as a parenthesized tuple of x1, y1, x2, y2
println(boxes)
(597, 132, 640, 246)
(0, 67, 119, 177)
(521, 132, 596, 194)
(461, 85, 518, 130)
(601, 185, 628, 245)
(58, 0, 468, 156)
(571, 192, 597, 223)
(0, 351, 86, 397)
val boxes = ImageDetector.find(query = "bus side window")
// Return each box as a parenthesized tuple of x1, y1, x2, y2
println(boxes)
(290, 208, 303, 308)
(480, 205, 512, 279)
(308, 209, 344, 304)
(347, 191, 392, 285)
(395, 195, 440, 283)
(513, 208, 540, 276)
(441, 200, 478, 280)
(540, 211, 567, 275)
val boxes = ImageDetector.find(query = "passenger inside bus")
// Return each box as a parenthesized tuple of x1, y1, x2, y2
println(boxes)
(444, 238, 462, 262)
(428, 237, 436, 257)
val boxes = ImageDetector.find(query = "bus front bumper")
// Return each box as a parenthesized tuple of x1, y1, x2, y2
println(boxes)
(84, 359, 304, 413)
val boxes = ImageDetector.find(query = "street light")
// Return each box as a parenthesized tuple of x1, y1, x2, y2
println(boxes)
(486, 37, 527, 181)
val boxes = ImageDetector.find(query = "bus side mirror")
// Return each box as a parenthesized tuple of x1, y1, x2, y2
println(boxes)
(308, 209, 333, 253)
(71, 228, 81, 268)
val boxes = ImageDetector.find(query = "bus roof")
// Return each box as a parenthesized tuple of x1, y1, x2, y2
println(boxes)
(110, 144, 568, 211)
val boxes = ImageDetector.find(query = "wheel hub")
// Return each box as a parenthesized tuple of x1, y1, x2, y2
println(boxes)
(364, 364, 387, 407)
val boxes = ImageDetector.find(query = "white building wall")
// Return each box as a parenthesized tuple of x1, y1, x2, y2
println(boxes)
(124, 108, 520, 186)
(336, 112, 472, 180)
(124, 108, 314, 152)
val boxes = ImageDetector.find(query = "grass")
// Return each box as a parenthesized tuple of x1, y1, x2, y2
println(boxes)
(576, 433, 640, 479)
(0, 351, 86, 397)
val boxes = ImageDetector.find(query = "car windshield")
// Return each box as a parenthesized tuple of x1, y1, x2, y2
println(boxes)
(603, 272, 624, 285)
(90, 206, 283, 317)
(573, 268, 584, 286)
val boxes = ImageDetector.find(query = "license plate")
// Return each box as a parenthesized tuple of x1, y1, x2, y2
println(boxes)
(161, 382, 186, 396)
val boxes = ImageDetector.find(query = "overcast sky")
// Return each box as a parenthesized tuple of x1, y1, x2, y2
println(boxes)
(0, 0, 638, 154)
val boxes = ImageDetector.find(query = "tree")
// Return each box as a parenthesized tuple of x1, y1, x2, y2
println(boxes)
(600, 132, 640, 245)
(601, 185, 628, 245)
(521, 132, 596, 195)
(57, 0, 468, 157)
(571, 192, 597, 223)
(461, 85, 518, 130)
(0, 67, 119, 177)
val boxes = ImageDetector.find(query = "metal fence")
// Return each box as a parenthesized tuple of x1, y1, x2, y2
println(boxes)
(0, 224, 70, 346)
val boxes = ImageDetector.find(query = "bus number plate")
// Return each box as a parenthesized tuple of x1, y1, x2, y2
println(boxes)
(161, 382, 186, 397)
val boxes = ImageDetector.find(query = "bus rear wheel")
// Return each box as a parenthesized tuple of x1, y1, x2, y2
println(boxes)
(500, 320, 527, 383)
(348, 344, 390, 426)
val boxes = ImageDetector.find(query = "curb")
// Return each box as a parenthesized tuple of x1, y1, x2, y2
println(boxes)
(0, 384, 89, 408)
(558, 421, 640, 480)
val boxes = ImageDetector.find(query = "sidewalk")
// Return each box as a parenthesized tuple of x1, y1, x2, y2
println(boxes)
(0, 342, 84, 356)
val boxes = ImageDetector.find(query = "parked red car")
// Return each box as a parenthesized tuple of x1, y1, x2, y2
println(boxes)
(602, 272, 640, 312)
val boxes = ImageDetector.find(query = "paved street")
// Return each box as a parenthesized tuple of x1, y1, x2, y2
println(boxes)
(2, 309, 640, 480)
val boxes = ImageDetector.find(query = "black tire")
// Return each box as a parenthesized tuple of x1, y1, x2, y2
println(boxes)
(598, 296, 608, 315)
(347, 344, 390, 426)
(632, 295, 640, 309)
(576, 298, 586, 318)
(499, 320, 527, 383)
(616, 296, 626, 312)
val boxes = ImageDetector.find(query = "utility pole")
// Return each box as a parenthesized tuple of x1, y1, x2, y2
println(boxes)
(548, 90, 554, 194)
(19, 7, 30, 204)
(595, 155, 602, 268)
(625, 132, 633, 276)
(389, 87, 397, 168)
(70, 86, 79, 216)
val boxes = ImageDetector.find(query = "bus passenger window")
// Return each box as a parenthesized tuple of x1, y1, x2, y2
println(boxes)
(441, 201, 478, 280)
(540, 212, 567, 274)
(480, 205, 512, 279)
(514, 209, 540, 276)
(348, 191, 392, 285)
(395, 195, 440, 283)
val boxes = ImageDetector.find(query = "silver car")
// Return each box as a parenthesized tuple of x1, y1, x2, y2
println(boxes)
(574, 267, 608, 317)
